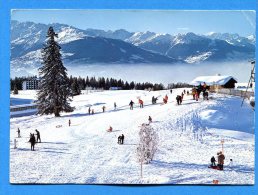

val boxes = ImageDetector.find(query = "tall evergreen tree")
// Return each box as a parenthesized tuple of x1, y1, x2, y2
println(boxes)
(37, 27, 73, 117)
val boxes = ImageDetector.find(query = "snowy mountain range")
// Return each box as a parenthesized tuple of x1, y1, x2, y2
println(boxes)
(11, 20, 255, 72)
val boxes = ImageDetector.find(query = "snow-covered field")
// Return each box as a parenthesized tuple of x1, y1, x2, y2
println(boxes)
(10, 89, 254, 184)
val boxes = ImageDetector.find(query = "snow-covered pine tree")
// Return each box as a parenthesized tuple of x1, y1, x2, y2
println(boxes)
(37, 27, 74, 117)
(71, 78, 81, 96)
(13, 84, 18, 95)
(137, 123, 158, 177)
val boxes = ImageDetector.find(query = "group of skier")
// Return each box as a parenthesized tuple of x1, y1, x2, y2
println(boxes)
(15, 128, 41, 151)
(28, 129, 41, 151)
(192, 82, 209, 101)
(210, 151, 226, 170)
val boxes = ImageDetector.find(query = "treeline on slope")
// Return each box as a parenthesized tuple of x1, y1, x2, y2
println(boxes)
(10, 76, 192, 95)
(10, 75, 164, 94)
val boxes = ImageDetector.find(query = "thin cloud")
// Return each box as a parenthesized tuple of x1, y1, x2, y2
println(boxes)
(177, 27, 189, 31)
(241, 11, 255, 29)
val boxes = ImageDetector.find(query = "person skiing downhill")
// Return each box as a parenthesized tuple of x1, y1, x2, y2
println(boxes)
(114, 102, 117, 110)
(35, 129, 41, 143)
(69, 119, 71, 127)
(17, 128, 21, 138)
(88, 107, 91, 115)
(129, 100, 134, 110)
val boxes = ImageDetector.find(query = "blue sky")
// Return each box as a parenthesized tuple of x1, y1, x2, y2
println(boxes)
(12, 10, 255, 36)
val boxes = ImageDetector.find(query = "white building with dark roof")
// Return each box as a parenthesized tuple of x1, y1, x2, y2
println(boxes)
(191, 75, 237, 88)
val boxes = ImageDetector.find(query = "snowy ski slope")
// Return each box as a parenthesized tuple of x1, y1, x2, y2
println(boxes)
(10, 89, 254, 184)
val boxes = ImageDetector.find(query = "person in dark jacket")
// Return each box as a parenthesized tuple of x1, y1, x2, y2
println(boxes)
(176, 95, 182, 105)
(88, 107, 91, 115)
(117, 135, 122, 144)
(35, 129, 41, 143)
(211, 156, 216, 166)
(17, 128, 21, 138)
(29, 133, 36, 151)
(148, 116, 152, 123)
(121, 134, 124, 144)
(129, 100, 134, 110)
(69, 119, 71, 127)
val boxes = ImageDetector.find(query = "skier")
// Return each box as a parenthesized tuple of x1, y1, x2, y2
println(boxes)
(203, 91, 209, 100)
(121, 134, 124, 144)
(197, 84, 203, 98)
(129, 100, 134, 110)
(192, 88, 196, 100)
(148, 116, 152, 123)
(203, 82, 207, 90)
(35, 129, 41, 143)
(217, 151, 225, 170)
(117, 135, 122, 144)
(91, 109, 94, 115)
(152, 96, 157, 104)
(139, 99, 144, 108)
(69, 119, 71, 127)
(181, 92, 184, 100)
(29, 133, 36, 151)
(102, 106, 106, 112)
(183, 89, 186, 94)
(187, 90, 189, 95)
(17, 128, 21, 138)
(114, 102, 117, 110)
(170, 89, 172, 94)
(163, 95, 168, 104)
(88, 107, 91, 115)
(176, 95, 182, 105)
(210, 156, 216, 167)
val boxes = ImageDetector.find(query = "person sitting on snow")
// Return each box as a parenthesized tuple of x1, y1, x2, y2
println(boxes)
(107, 126, 113, 132)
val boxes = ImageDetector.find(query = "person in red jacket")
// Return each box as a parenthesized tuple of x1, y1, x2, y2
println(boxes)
(139, 99, 144, 108)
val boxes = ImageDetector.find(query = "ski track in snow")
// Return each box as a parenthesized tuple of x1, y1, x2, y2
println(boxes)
(10, 89, 254, 184)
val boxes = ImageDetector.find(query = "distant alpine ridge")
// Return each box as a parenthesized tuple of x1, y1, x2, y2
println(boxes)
(11, 20, 255, 70)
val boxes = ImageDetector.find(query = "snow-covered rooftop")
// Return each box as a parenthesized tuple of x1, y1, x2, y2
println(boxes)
(191, 75, 237, 86)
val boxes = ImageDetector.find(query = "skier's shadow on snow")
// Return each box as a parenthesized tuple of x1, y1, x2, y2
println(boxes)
(110, 130, 122, 132)
(181, 101, 201, 106)
(16, 148, 31, 151)
(40, 142, 67, 145)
